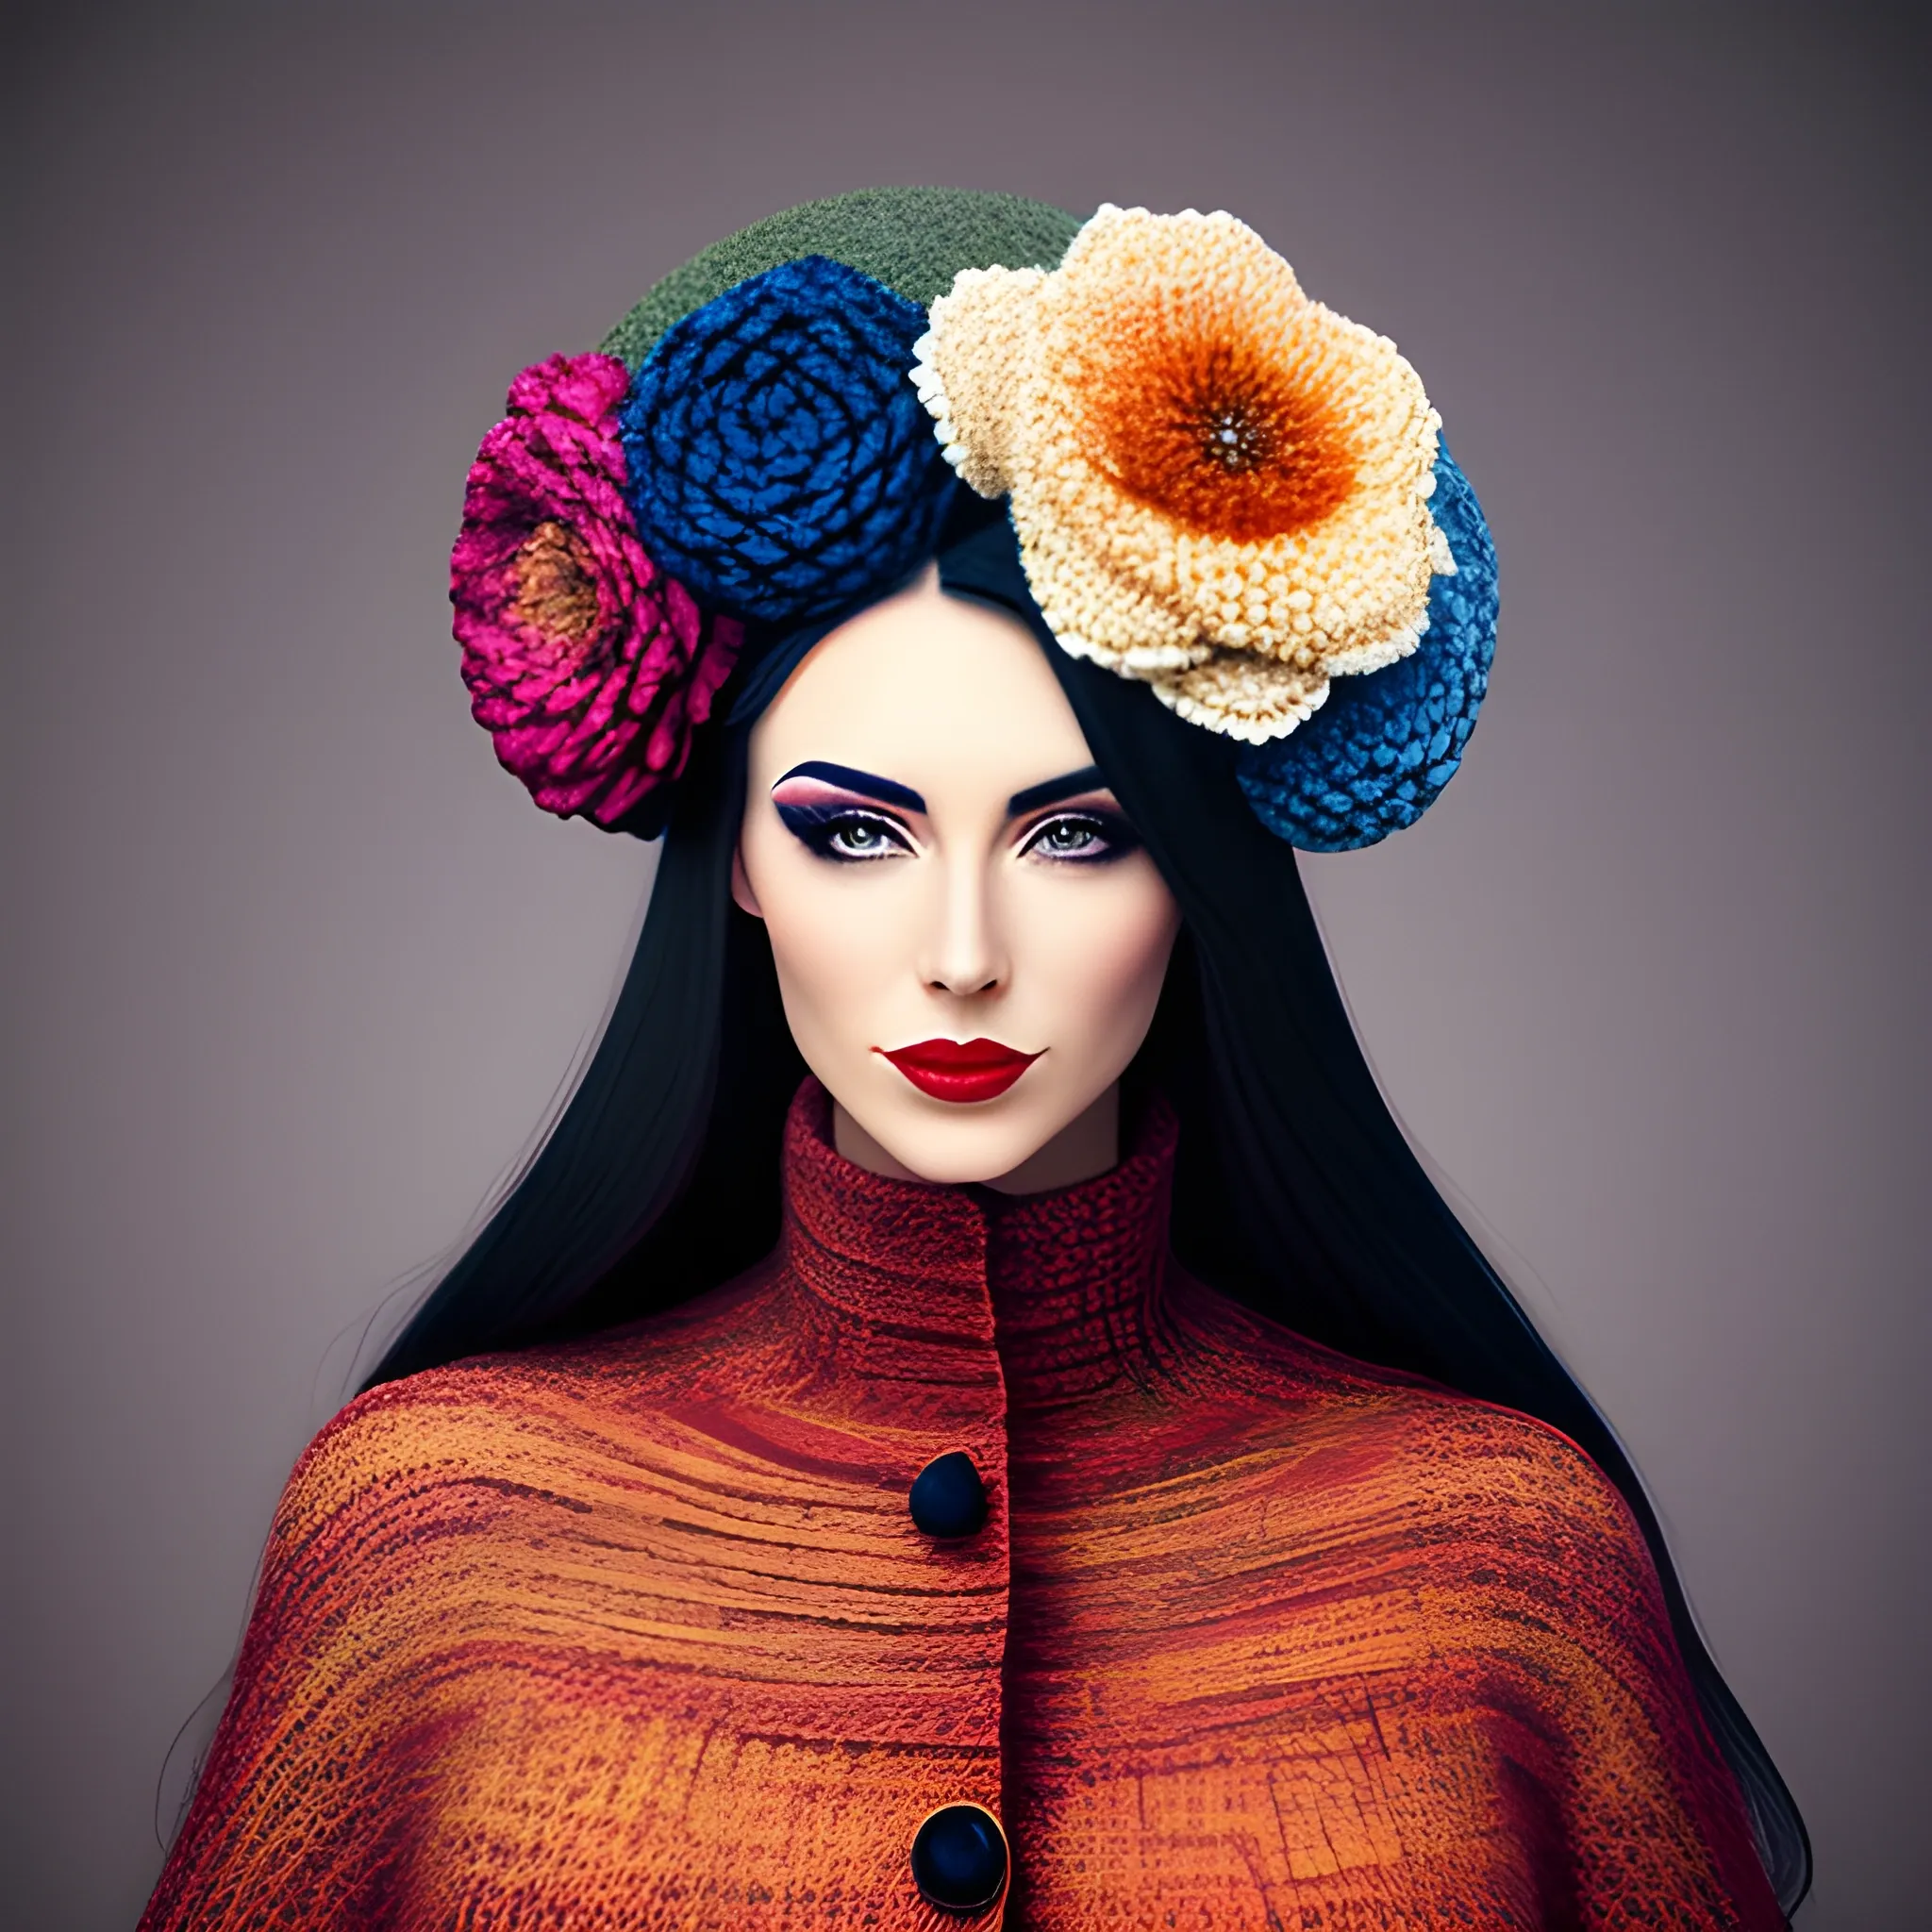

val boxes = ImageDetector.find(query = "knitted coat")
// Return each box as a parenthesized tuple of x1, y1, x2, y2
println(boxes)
(142, 1082, 1783, 1929)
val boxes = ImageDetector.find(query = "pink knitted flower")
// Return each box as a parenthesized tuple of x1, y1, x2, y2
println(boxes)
(451, 353, 741, 831)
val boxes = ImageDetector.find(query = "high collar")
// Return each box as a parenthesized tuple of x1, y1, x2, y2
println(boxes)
(779, 1078, 1178, 1409)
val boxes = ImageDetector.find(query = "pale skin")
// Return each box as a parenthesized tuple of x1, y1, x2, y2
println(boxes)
(732, 566, 1183, 1192)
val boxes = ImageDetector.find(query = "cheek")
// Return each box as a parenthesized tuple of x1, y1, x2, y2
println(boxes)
(742, 839, 909, 1042)
(1022, 865, 1181, 1037)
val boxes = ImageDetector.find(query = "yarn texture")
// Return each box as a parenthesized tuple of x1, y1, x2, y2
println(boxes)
(912, 206, 1451, 743)
(450, 353, 741, 834)
(620, 257, 959, 626)
(142, 1086, 1783, 1931)
(1239, 444, 1498, 849)
(600, 187, 1084, 370)
(449, 187, 1502, 852)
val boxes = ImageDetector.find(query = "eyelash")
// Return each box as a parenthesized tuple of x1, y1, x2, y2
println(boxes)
(1017, 810, 1141, 865)
(772, 801, 1143, 867)
(774, 803, 914, 862)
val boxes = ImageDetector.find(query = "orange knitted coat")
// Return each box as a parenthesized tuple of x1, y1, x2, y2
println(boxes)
(142, 1083, 1783, 1929)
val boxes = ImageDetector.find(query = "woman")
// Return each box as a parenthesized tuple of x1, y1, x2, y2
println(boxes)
(142, 188, 1806, 1928)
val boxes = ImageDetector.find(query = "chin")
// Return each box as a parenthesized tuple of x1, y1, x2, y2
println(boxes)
(870, 1105, 1057, 1187)
(838, 1063, 1086, 1184)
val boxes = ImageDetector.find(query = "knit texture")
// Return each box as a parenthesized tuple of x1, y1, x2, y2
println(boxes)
(911, 206, 1449, 744)
(619, 258, 959, 626)
(142, 1086, 1781, 1930)
(600, 189, 1084, 372)
(1239, 442, 1498, 848)
(451, 352, 741, 835)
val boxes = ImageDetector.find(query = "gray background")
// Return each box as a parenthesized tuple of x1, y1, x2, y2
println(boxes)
(6, 3, 1926, 1924)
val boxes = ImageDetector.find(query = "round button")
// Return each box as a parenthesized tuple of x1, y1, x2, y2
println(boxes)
(910, 1803, 1008, 1913)
(908, 1451, 988, 1540)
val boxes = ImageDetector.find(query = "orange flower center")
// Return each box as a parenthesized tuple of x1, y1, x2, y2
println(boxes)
(511, 520, 602, 646)
(1077, 330, 1357, 542)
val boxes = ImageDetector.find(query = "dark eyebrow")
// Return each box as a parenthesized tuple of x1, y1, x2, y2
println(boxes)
(773, 761, 927, 814)
(1007, 765, 1108, 817)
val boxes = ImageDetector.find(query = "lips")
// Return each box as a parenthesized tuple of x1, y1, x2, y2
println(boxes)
(879, 1038, 1043, 1104)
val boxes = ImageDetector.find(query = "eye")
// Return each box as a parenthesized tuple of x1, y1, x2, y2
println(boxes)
(822, 814, 907, 860)
(774, 801, 915, 863)
(1018, 809, 1142, 865)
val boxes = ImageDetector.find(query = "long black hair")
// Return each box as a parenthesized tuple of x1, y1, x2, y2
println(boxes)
(369, 519, 1809, 1915)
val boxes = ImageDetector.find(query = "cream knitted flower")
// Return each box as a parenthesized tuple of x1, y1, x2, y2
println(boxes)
(910, 205, 1452, 741)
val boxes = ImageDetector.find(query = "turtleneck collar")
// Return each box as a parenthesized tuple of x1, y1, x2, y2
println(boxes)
(778, 1077, 1178, 1409)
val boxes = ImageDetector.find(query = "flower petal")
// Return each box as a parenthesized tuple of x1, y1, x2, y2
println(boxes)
(924, 206, 1451, 741)
(1151, 649, 1330, 744)
(1236, 447, 1498, 847)
(450, 352, 741, 835)
(621, 258, 961, 626)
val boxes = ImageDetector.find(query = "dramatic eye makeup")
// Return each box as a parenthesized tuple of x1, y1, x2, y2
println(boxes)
(771, 761, 924, 863)
(769, 759, 1142, 867)
(1006, 765, 1107, 816)
(1008, 765, 1144, 866)
(1015, 808, 1142, 864)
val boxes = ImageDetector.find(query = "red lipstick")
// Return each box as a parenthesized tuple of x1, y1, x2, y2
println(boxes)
(879, 1038, 1043, 1103)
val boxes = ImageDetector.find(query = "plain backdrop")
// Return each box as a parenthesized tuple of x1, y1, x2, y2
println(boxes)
(6, 3, 1926, 1924)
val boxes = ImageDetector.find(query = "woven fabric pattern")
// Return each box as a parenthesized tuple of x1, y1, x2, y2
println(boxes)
(620, 257, 958, 626)
(600, 188, 1083, 371)
(142, 1087, 1780, 1930)
(1237, 445, 1498, 849)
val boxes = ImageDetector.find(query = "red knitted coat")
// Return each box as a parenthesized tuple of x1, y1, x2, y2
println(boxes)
(142, 1082, 1782, 1929)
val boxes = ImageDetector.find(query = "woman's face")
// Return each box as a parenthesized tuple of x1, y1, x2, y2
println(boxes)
(734, 567, 1182, 1189)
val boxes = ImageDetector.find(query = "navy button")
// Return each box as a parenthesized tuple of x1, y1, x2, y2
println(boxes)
(910, 1803, 1008, 1913)
(908, 1451, 988, 1540)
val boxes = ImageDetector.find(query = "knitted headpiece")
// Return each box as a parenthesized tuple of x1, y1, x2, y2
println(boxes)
(450, 186, 1496, 850)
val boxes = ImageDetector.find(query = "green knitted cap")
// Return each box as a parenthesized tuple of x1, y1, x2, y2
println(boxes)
(599, 186, 1084, 370)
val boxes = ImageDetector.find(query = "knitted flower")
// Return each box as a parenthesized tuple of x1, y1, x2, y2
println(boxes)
(620, 257, 959, 626)
(912, 206, 1452, 743)
(452, 353, 741, 834)
(1238, 446, 1497, 850)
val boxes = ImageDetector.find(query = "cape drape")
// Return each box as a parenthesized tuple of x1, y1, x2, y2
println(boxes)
(145, 1083, 1782, 1929)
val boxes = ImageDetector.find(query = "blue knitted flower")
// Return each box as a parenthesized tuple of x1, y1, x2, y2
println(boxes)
(618, 257, 959, 626)
(1236, 447, 1497, 851)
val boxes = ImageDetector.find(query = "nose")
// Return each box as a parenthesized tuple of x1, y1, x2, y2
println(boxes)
(923, 855, 1007, 997)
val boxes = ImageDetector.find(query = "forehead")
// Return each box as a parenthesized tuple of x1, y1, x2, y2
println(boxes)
(748, 574, 1095, 799)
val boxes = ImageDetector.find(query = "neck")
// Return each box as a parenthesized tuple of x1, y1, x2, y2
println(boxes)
(832, 1083, 1123, 1196)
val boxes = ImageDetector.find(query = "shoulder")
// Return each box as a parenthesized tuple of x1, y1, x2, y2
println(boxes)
(1166, 1278, 1684, 1695)
(1371, 1382, 1657, 1589)
(1164, 1263, 1651, 1577)
(273, 1260, 796, 1551)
